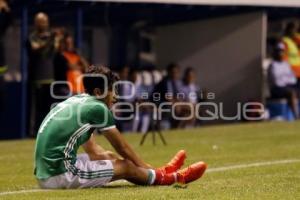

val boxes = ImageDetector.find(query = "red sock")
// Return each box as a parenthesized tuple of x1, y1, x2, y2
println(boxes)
(154, 169, 176, 185)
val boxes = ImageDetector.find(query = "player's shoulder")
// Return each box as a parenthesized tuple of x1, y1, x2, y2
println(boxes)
(65, 93, 93, 103)
(77, 94, 109, 112)
(87, 100, 109, 114)
(63, 93, 109, 113)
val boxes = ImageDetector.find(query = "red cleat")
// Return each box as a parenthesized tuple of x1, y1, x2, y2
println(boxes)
(159, 150, 187, 173)
(176, 161, 207, 184)
(154, 169, 176, 185)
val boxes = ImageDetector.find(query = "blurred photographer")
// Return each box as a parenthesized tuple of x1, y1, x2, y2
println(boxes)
(26, 12, 58, 136)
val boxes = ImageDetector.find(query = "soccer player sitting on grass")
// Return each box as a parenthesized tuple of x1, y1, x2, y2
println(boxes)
(34, 65, 207, 189)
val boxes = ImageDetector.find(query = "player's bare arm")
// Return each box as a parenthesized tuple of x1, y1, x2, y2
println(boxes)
(82, 134, 121, 161)
(102, 127, 152, 169)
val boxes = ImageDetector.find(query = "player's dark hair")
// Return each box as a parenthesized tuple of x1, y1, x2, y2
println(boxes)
(83, 65, 119, 96)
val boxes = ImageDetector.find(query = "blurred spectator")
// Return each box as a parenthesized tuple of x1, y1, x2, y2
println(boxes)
(179, 67, 199, 128)
(152, 63, 183, 129)
(282, 22, 300, 80)
(268, 43, 299, 119)
(61, 34, 88, 94)
(127, 68, 139, 103)
(53, 29, 69, 96)
(0, 0, 11, 109)
(182, 67, 199, 104)
(52, 27, 65, 51)
(118, 65, 130, 96)
(115, 66, 132, 132)
(130, 69, 152, 133)
(26, 12, 57, 135)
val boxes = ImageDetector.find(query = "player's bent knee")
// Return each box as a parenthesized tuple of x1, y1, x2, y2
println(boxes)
(106, 151, 117, 159)
(112, 159, 137, 179)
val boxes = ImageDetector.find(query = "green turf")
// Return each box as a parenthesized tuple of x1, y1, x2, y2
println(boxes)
(0, 121, 300, 199)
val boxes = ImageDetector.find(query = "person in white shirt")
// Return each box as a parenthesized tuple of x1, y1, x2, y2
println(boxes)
(268, 44, 299, 119)
(179, 67, 200, 128)
(130, 70, 152, 133)
(182, 67, 199, 104)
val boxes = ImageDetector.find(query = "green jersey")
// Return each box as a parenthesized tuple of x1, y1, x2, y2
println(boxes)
(34, 94, 115, 179)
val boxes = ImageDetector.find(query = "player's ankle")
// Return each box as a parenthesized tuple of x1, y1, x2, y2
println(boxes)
(147, 169, 156, 185)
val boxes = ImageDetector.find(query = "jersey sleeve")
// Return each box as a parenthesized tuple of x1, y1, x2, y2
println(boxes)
(87, 103, 116, 132)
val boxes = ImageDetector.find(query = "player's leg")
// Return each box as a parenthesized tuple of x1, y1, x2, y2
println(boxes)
(110, 149, 187, 184)
(77, 149, 186, 185)
(111, 159, 151, 185)
(98, 149, 186, 173)
(111, 158, 207, 186)
(38, 154, 207, 189)
(111, 159, 180, 185)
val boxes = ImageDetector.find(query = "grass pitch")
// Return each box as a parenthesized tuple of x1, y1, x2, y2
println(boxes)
(0, 121, 300, 199)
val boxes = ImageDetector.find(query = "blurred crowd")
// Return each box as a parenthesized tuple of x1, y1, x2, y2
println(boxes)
(4, 4, 300, 136)
(268, 21, 300, 119)
(23, 12, 203, 135)
(114, 64, 202, 133)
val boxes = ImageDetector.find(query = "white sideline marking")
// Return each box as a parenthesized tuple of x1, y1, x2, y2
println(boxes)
(206, 159, 300, 173)
(0, 189, 48, 196)
(1, 159, 300, 196)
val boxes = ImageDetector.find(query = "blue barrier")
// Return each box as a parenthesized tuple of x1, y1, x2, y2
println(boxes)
(266, 99, 295, 121)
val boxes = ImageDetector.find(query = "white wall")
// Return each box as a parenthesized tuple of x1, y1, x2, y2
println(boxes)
(155, 12, 266, 121)
(4, 25, 21, 74)
(92, 28, 109, 66)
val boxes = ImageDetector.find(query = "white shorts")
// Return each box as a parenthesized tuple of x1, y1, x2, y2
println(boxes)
(38, 154, 114, 189)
